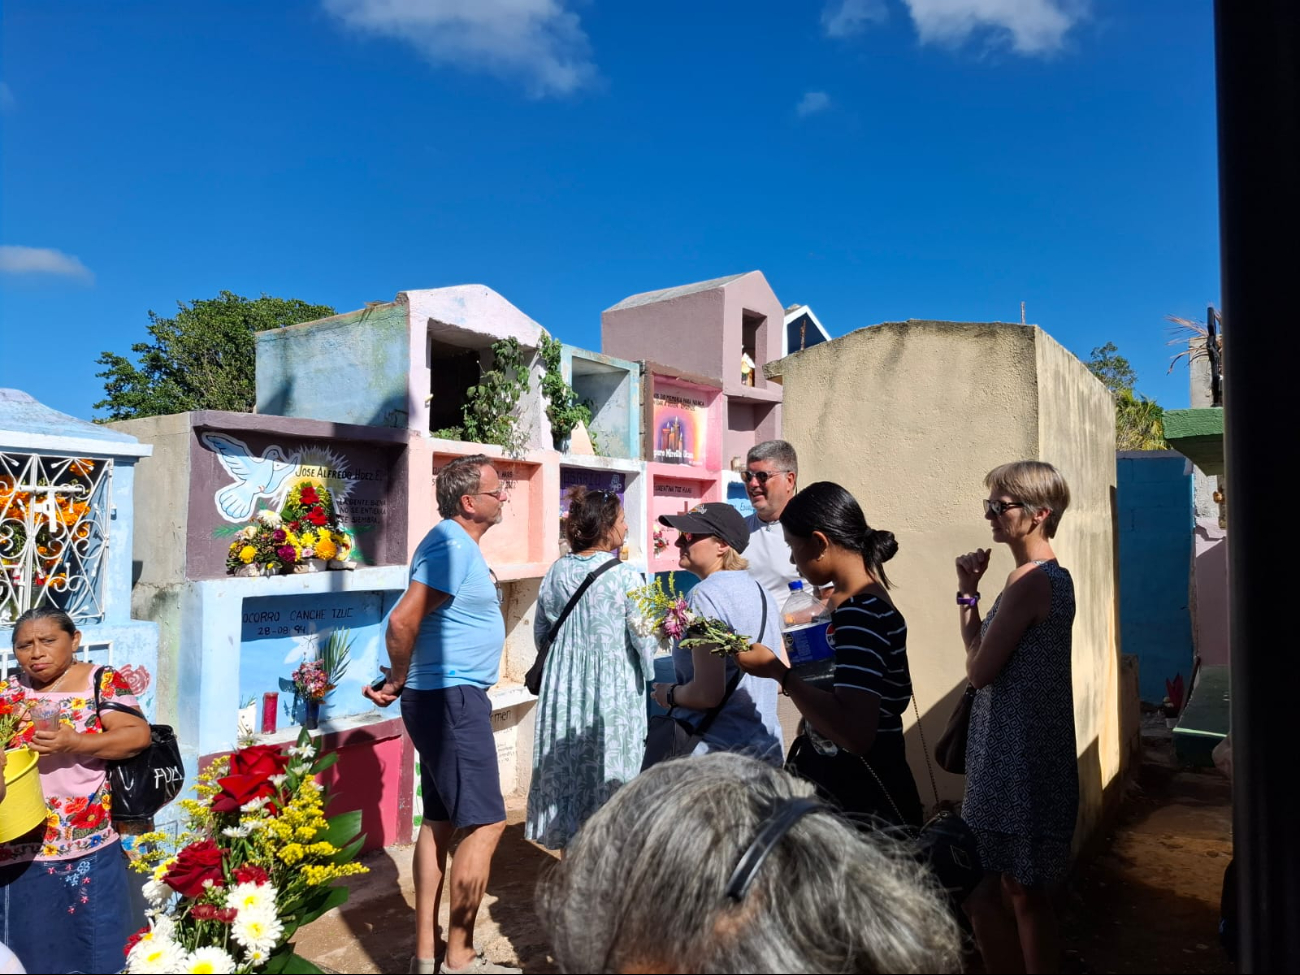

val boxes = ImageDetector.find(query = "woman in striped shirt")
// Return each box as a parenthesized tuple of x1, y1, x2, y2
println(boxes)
(737, 482, 922, 828)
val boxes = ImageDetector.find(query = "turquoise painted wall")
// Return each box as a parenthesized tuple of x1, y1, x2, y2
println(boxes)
(1117, 453, 1194, 703)
(256, 304, 411, 428)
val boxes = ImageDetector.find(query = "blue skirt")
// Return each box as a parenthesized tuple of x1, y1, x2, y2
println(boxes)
(0, 842, 134, 974)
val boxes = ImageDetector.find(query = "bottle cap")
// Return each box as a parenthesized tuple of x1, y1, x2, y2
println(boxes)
(788, 580, 804, 591)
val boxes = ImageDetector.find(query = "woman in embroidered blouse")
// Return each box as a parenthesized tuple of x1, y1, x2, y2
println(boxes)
(0, 606, 151, 974)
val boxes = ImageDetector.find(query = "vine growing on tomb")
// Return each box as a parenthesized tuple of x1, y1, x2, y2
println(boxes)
(459, 337, 531, 456)
(539, 334, 592, 450)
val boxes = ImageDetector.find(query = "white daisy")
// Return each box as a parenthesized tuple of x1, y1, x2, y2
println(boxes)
(287, 744, 317, 759)
(222, 824, 253, 838)
(241, 796, 271, 813)
(183, 946, 238, 974)
(231, 908, 285, 956)
(270, 773, 288, 787)
(142, 877, 174, 908)
(228, 880, 278, 915)
(127, 938, 187, 974)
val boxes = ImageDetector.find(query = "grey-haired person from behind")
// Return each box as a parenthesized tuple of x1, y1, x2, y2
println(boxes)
(538, 751, 961, 974)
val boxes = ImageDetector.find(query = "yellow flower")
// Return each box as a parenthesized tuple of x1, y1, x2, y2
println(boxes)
(277, 842, 306, 865)
(69, 697, 87, 710)
(239, 545, 257, 563)
(314, 538, 338, 561)
(300, 532, 316, 547)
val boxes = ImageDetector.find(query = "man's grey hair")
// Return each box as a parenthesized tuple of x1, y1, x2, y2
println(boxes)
(747, 439, 799, 477)
(435, 454, 492, 519)
(537, 752, 962, 974)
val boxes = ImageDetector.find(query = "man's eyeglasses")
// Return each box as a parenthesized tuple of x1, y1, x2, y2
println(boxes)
(741, 470, 792, 485)
(984, 499, 1026, 517)
(473, 488, 509, 501)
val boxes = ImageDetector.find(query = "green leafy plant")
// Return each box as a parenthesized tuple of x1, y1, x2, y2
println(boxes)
(461, 337, 530, 455)
(538, 334, 592, 449)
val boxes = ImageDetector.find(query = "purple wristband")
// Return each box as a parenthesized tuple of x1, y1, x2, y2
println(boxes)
(956, 592, 980, 607)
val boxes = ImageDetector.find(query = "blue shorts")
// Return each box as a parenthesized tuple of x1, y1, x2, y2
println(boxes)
(401, 685, 505, 829)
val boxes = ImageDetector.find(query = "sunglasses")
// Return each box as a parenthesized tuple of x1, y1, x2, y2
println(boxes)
(741, 470, 792, 485)
(675, 531, 715, 547)
(984, 499, 1026, 517)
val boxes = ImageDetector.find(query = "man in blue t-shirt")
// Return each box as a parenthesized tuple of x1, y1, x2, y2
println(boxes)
(363, 454, 518, 975)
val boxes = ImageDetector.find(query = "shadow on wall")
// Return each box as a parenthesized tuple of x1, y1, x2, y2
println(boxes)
(259, 370, 409, 431)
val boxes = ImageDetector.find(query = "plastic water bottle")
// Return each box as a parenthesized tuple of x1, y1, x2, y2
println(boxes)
(782, 581, 835, 686)
(781, 581, 839, 754)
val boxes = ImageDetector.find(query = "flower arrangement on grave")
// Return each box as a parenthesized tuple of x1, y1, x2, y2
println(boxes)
(284, 631, 352, 706)
(223, 482, 354, 576)
(124, 732, 367, 974)
(652, 526, 670, 557)
(0, 679, 35, 748)
(627, 574, 754, 657)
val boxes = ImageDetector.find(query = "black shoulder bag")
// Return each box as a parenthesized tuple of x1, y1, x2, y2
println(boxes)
(93, 666, 185, 824)
(525, 557, 622, 696)
(641, 582, 768, 772)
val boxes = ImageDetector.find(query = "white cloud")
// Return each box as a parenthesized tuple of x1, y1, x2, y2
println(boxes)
(0, 246, 95, 282)
(796, 91, 832, 117)
(903, 0, 1084, 55)
(822, 0, 889, 38)
(0, 82, 15, 113)
(322, 0, 596, 97)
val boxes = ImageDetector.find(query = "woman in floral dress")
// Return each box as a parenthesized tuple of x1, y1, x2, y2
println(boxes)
(526, 488, 656, 851)
(0, 607, 151, 973)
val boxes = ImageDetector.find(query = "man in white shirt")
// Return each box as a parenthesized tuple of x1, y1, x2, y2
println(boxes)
(742, 440, 803, 610)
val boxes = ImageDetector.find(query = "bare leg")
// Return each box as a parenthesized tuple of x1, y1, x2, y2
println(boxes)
(445, 820, 507, 970)
(964, 872, 1026, 974)
(414, 819, 453, 962)
(1004, 876, 1060, 975)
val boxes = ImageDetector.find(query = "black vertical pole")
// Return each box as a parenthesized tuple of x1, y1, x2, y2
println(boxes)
(1214, 2, 1300, 970)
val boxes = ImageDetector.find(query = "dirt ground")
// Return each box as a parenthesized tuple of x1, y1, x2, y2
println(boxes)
(298, 729, 1234, 974)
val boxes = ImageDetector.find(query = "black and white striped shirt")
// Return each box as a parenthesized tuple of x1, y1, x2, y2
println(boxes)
(828, 593, 912, 735)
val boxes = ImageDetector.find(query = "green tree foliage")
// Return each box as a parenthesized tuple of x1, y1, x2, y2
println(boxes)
(1085, 342, 1167, 450)
(1085, 342, 1138, 395)
(95, 291, 335, 420)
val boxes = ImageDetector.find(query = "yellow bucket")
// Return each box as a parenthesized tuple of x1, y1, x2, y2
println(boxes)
(0, 747, 48, 843)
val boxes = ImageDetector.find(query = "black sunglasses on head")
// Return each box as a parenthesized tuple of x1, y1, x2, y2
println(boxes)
(984, 499, 1026, 516)
(741, 470, 792, 484)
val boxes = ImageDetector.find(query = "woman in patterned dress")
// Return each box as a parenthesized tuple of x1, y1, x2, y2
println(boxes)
(955, 461, 1076, 974)
(526, 488, 657, 851)
(0, 606, 151, 974)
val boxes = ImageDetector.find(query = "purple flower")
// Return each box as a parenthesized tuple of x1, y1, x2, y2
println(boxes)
(273, 529, 287, 543)
(662, 599, 693, 640)
(277, 545, 296, 562)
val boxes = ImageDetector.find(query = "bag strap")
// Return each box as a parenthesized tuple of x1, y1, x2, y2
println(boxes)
(542, 557, 622, 652)
(91, 666, 147, 722)
(691, 582, 769, 738)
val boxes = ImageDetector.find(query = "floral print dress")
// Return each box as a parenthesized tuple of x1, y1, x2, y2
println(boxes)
(526, 555, 657, 849)
(0, 666, 140, 865)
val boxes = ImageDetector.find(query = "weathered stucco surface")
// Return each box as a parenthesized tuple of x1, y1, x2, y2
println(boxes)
(772, 320, 1122, 849)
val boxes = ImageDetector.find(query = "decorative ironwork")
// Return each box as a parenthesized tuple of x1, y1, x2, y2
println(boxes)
(0, 452, 112, 627)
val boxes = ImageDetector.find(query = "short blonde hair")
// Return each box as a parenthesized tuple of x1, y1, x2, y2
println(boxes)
(721, 548, 750, 572)
(985, 461, 1071, 538)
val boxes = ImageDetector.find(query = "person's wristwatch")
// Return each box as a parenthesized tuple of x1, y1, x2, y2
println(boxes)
(665, 684, 678, 708)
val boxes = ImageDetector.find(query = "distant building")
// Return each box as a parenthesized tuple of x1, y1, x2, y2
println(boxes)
(783, 304, 832, 357)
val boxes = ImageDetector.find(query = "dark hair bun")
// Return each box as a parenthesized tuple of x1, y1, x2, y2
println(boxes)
(868, 529, 899, 564)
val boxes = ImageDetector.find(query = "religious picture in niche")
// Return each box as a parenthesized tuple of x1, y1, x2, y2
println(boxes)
(652, 382, 708, 466)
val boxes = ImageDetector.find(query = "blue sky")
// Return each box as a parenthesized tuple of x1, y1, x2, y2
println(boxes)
(1, 0, 1218, 420)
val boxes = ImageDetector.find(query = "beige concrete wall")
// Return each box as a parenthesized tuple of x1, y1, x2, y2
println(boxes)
(109, 413, 194, 590)
(770, 320, 1122, 850)
(1035, 331, 1123, 838)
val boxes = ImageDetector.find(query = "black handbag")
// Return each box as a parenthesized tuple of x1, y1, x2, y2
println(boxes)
(526, 557, 621, 696)
(642, 582, 768, 772)
(93, 667, 185, 824)
(934, 684, 975, 775)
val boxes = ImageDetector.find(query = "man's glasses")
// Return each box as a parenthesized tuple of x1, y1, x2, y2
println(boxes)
(473, 488, 509, 501)
(984, 499, 1025, 517)
(741, 470, 792, 485)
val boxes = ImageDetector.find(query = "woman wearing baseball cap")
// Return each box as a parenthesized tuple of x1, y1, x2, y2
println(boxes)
(651, 504, 783, 765)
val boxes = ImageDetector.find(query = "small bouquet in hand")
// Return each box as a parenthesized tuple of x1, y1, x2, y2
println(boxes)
(628, 575, 753, 657)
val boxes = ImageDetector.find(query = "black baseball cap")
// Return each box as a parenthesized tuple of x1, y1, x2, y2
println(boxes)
(658, 503, 751, 554)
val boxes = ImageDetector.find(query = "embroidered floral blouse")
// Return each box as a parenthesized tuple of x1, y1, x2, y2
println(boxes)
(0, 667, 140, 864)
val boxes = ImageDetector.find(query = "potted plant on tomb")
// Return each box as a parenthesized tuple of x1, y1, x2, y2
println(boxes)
(282, 630, 352, 731)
